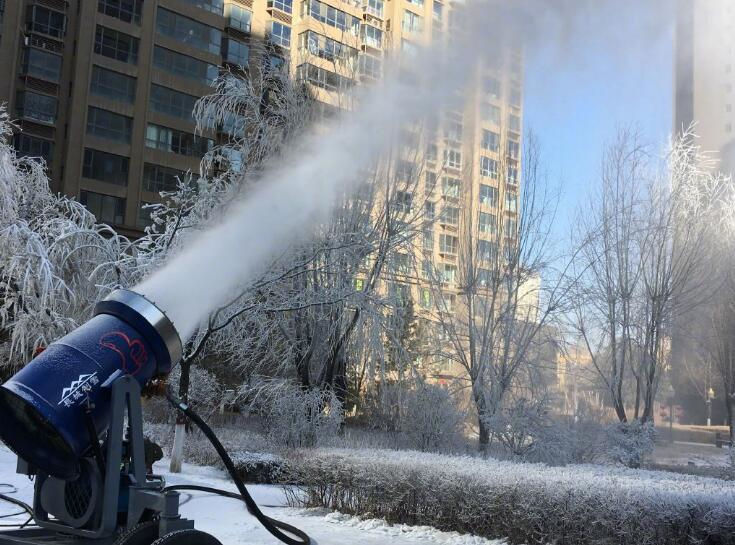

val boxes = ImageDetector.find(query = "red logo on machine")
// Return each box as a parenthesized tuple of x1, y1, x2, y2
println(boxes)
(99, 332, 148, 375)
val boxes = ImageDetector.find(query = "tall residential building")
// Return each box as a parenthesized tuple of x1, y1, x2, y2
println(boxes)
(672, 0, 732, 424)
(0, 0, 521, 281)
(675, 0, 735, 171)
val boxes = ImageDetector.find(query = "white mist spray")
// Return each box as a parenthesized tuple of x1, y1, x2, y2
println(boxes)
(134, 0, 671, 342)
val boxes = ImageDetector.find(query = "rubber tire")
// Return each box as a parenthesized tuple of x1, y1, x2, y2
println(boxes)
(152, 529, 223, 545)
(113, 521, 160, 545)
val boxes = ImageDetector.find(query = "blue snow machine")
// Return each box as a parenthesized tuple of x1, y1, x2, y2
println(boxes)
(0, 290, 311, 545)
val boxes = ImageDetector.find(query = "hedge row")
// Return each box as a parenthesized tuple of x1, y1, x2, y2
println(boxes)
(283, 448, 735, 545)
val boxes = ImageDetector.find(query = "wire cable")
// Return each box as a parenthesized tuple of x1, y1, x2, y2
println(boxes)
(0, 484, 36, 528)
(165, 389, 312, 545)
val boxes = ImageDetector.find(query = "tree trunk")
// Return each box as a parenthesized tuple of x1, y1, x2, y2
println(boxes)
(169, 360, 191, 473)
(478, 415, 490, 453)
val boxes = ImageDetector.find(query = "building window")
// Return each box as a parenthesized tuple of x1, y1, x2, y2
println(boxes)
(394, 190, 413, 213)
(225, 3, 252, 33)
(223, 37, 250, 66)
(402, 10, 423, 33)
(14, 134, 53, 163)
(303, 0, 361, 35)
(362, 24, 383, 49)
(505, 217, 517, 236)
(391, 252, 411, 274)
(440, 206, 459, 226)
(27, 6, 66, 38)
(509, 113, 521, 132)
(296, 63, 353, 91)
(478, 240, 496, 262)
(98, 0, 142, 24)
(94, 25, 139, 64)
(354, 278, 365, 291)
(482, 103, 500, 125)
(484, 76, 500, 99)
(358, 54, 381, 78)
(145, 124, 214, 157)
(150, 85, 198, 121)
(422, 259, 432, 279)
(420, 288, 432, 309)
(425, 172, 437, 195)
(83, 148, 129, 186)
(180, 0, 224, 15)
(510, 86, 521, 107)
(86, 106, 132, 143)
(156, 8, 222, 55)
(439, 233, 458, 254)
(268, 0, 293, 13)
(22, 48, 62, 82)
(80, 191, 125, 225)
(424, 201, 435, 221)
(482, 129, 499, 152)
(366, 0, 384, 18)
(153, 47, 218, 85)
(90, 65, 136, 103)
(442, 177, 460, 197)
(508, 165, 519, 185)
(480, 156, 498, 178)
(143, 164, 186, 192)
(479, 184, 498, 207)
(443, 149, 461, 169)
(442, 263, 456, 285)
(433, 1, 442, 21)
(269, 21, 291, 48)
(443, 119, 462, 141)
(16, 91, 57, 124)
(479, 212, 496, 234)
(301, 31, 358, 65)
(507, 139, 520, 159)
(505, 191, 517, 212)
(407, 0, 424, 6)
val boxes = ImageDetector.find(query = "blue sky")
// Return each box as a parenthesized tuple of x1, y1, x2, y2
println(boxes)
(523, 1, 675, 247)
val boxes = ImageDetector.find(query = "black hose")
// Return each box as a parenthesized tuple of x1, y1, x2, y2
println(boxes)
(164, 390, 312, 545)
(0, 485, 36, 528)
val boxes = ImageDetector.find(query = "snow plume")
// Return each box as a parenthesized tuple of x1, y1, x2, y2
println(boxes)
(135, 0, 671, 342)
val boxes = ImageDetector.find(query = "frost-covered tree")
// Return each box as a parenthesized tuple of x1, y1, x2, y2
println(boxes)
(571, 128, 731, 427)
(425, 132, 569, 451)
(0, 105, 131, 372)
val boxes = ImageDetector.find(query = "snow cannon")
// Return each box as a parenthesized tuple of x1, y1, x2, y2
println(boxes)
(0, 289, 311, 545)
(0, 289, 181, 481)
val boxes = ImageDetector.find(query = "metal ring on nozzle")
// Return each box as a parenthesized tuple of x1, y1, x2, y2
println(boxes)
(93, 289, 183, 374)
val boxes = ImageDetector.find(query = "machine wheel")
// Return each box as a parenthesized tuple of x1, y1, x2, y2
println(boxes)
(113, 521, 160, 545)
(152, 529, 223, 545)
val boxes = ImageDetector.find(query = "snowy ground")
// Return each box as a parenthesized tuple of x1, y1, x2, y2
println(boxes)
(0, 446, 506, 545)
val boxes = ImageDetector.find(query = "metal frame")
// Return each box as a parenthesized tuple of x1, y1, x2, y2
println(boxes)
(0, 375, 193, 545)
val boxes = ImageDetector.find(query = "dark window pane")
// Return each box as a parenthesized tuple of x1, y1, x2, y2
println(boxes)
(80, 190, 125, 225)
(94, 25, 139, 64)
(97, 0, 142, 24)
(22, 48, 62, 82)
(153, 46, 218, 85)
(156, 8, 221, 55)
(143, 163, 185, 192)
(16, 91, 57, 123)
(90, 65, 137, 103)
(86, 106, 132, 143)
(82, 148, 129, 186)
(14, 134, 53, 163)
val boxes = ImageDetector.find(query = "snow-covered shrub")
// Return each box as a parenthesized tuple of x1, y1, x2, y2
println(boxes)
(486, 397, 551, 458)
(286, 448, 735, 545)
(401, 383, 465, 452)
(261, 383, 344, 448)
(606, 419, 655, 468)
